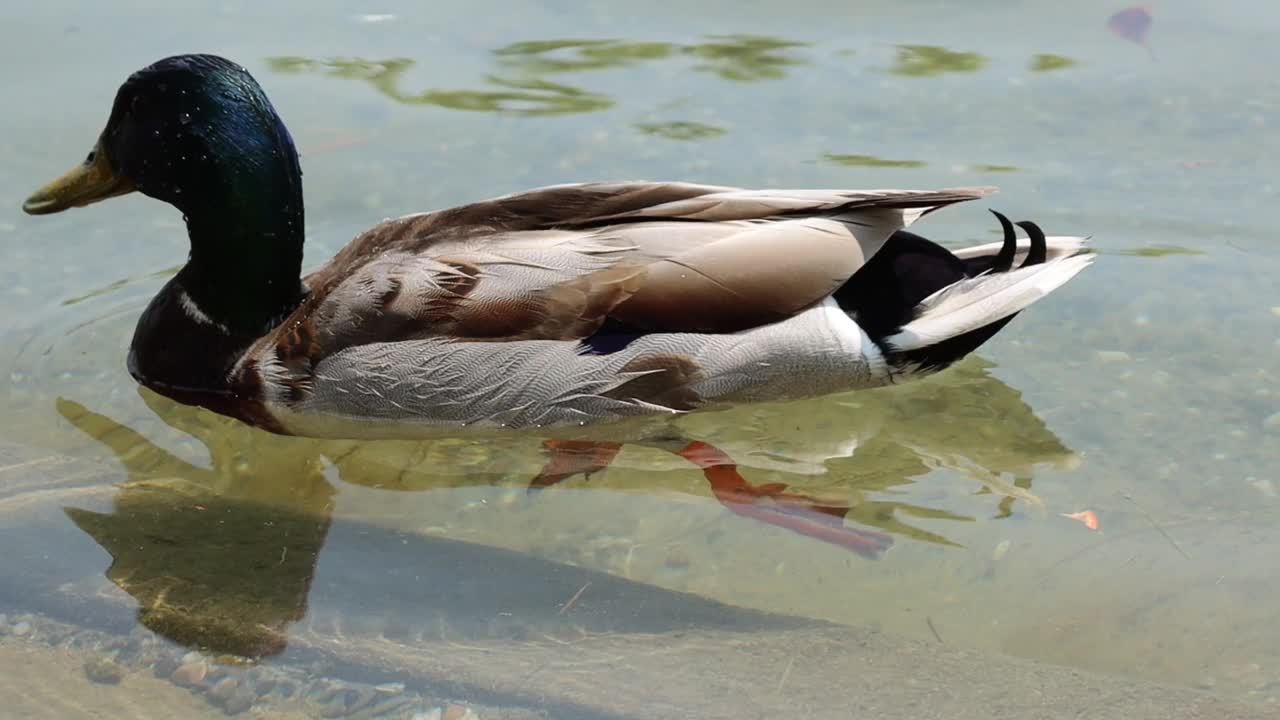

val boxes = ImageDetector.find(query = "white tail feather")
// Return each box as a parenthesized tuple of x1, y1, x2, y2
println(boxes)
(885, 252, 1093, 352)
(952, 236, 1089, 265)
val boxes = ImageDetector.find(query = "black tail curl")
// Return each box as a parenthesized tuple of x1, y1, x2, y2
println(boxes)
(962, 210, 1048, 276)
(833, 209, 1051, 371)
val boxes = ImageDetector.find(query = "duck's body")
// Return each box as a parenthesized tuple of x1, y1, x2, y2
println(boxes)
(24, 55, 1092, 440)
(127, 178, 1084, 439)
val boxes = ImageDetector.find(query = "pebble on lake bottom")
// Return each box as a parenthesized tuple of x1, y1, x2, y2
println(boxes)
(443, 704, 480, 720)
(1095, 350, 1132, 364)
(170, 660, 208, 687)
(1249, 477, 1278, 498)
(992, 539, 1012, 561)
(0, 611, 506, 719)
(208, 675, 240, 703)
(222, 688, 256, 715)
(83, 655, 127, 684)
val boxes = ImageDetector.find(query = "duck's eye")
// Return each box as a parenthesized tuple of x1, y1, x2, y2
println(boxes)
(84, 150, 96, 165)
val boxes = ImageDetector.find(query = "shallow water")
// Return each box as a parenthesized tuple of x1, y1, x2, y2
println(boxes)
(3, 0, 1280, 716)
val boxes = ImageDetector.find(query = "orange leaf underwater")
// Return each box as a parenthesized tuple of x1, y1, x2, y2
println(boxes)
(1061, 510, 1100, 530)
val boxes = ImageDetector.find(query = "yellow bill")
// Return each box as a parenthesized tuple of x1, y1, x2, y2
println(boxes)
(23, 140, 135, 215)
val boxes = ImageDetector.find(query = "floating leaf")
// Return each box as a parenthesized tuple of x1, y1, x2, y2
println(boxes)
(824, 153, 926, 168)
(1115, 245, 1205, 258)
(494, 39, 676, 74)
(890, 45, 986, 77)
(635, 121, 727, 140)
(1030, 54, 1078, 72)
(266, 56, 612, 115)
(266, 35, 809, 117)
(684, 34, 810, 82)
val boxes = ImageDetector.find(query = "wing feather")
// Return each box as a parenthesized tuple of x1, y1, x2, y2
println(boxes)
(277, 182, 993, 362)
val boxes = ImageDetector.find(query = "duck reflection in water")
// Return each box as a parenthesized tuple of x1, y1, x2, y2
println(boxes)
(56, 393, 836, 659)
(59, 393, 333, 658)
(54, 355, 1074, 657)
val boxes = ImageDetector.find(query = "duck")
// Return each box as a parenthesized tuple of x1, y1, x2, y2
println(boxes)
(24, 54, 1091, 555)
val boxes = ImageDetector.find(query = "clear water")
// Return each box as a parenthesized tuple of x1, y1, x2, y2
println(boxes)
(3, 0, 1280, 715)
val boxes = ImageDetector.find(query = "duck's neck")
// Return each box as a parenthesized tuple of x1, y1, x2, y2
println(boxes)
(174, 157, 308, 336)
(129, 150, 308, 400)
(177, 203, 307, 335)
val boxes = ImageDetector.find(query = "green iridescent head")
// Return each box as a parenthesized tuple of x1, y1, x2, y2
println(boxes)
(24, 54, 302, 225)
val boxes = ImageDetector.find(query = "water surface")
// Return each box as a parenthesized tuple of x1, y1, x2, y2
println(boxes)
(2, 0, 1280, 716)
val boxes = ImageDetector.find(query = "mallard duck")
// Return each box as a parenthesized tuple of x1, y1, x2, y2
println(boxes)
(24, 55, 1091, 554)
